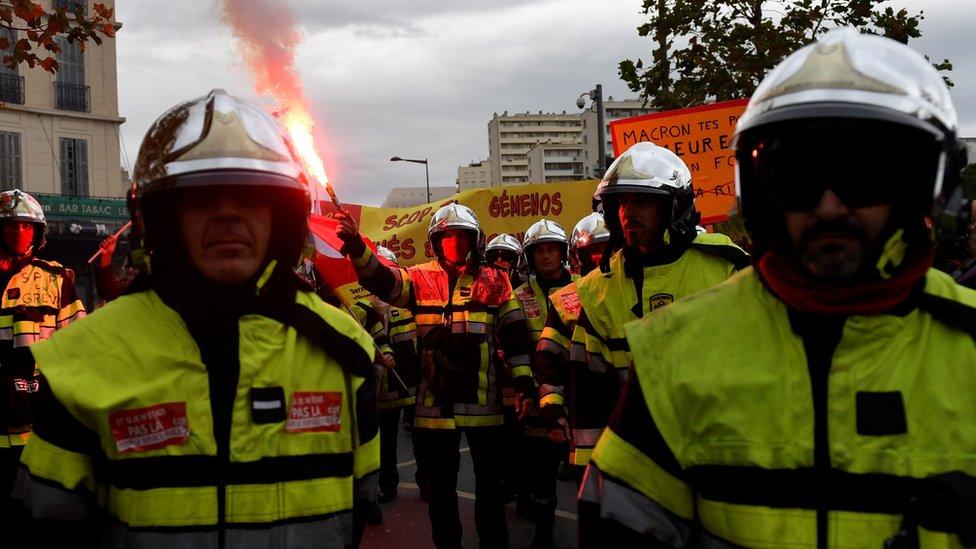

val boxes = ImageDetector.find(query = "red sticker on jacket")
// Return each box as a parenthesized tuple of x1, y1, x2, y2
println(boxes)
(523, 298, 542, 318)
(560, 292, 581, 315)
(109, 402, 189, 453)
(287, 392, 343, 433)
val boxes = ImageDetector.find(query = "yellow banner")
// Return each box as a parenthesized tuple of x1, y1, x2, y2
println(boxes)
(356, 180, 599, 266)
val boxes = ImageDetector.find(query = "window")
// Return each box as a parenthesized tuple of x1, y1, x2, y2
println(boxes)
(54, 0, 87, 12)
(60, 137, 89, 196)
(0, 132, 22, 190)
(0, 28, 23, 104)
(55, 37, 88, 111)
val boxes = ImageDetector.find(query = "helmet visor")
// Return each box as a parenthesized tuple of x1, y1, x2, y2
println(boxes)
(750, 120, 942, 212)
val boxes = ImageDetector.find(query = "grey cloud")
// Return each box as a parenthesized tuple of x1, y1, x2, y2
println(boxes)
(292, 0, 544, 32)
(114, 0, 976, 206)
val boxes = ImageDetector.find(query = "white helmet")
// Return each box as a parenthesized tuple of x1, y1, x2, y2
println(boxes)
(522, 219, 568, 273)
(571, 212, 609, 252)
(486, 233, 522, 255)
(427, 203, 484, 260)
(376, 246, 398, 265)
(733, 27, 967, 257)
(594, 142, 700, 252)
(130, 89, 312, 274)
(0, 190, 47, 252)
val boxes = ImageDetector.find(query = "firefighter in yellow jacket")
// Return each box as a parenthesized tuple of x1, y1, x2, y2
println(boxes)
(0, 190, 85, 531)
(534, 142, 749, 484)
(15, 90, 379, 547)
(569, 212, 610, 276)
(583, 29, 976, 547)
(512, 219, 577, 549)
(337, 203, 533, 548)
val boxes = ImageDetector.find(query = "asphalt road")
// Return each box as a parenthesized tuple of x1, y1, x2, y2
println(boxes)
(362, 425, 580, 549)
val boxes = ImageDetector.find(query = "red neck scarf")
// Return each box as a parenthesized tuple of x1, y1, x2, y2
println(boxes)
(756, 248, 932, 315)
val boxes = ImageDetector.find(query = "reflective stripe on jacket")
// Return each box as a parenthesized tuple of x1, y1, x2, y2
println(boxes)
(378, 305, 419, 410)
(537, 234, 745, 465)
(513, 273, 577, 438)
(586, 267, 976, 547)
(0, 258, 85, 447)
(18, 288, 378, 547)
(353, 247, 532, 430)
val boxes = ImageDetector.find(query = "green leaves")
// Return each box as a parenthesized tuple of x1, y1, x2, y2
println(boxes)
(0, 1, 115, 74)
(620, 0, 955, 109)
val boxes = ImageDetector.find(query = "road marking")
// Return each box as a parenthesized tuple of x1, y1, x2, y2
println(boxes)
(396, 481, 578, 522)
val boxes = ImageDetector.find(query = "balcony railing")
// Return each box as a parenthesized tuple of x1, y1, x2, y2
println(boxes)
(54, 81, 90, 112)
(0, 73, 24, 104)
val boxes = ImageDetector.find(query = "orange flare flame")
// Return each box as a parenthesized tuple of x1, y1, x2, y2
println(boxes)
(283, 107, 329, 188)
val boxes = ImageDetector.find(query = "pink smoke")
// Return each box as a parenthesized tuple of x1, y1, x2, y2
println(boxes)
(219, 0, 305, 105)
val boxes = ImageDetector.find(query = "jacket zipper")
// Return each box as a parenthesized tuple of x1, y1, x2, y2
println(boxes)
(792, 311, 845, 549)
(203, 317, 240, 549)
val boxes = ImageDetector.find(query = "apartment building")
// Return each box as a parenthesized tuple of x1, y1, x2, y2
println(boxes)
(381, 186, 456, 208)
(0, 0, 126, 306)
(526, 143, 584, 183)
(580, 98, 654, 178)
(487, 111, 582, 187)
(456, 159, 491, 191)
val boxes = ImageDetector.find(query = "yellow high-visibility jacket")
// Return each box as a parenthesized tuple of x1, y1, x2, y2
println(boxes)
(512, 271, 577, 438)
(535, 234, 747, 465)
(0, 257, 85, 447)
(377, 303, 419, 410)
(585, 267, 976, 548)
(18, 287, 378, 547)
(352, 247, 532, 430)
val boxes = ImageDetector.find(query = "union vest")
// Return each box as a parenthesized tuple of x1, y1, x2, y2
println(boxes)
(19, 289, 378, 547)
(588, 267, 976, 547)
(353, 247, 532, 430)
(562, 233, 746, 465)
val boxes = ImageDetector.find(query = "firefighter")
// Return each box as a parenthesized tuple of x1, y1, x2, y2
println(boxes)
(512, 219, 577, 549)
(337, 203, 533, 549)
(570, 212, 610, 276)
(534, 141, 749, 490)
(15, 90, 379, 547)
(486, 233, 525, 288)
(582, 28, 976, 547)
(0, 190, 86, 535)
(486, 233, 529, 503)
(372, 245, 420, 505)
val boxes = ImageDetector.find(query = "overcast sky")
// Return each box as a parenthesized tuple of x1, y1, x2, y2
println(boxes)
(115, 0, 976, 206)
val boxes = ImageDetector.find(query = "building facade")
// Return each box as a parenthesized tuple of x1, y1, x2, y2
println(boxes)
(526, 143, 584, 183)
(1, 0, 127, 308)
(456, 159, 491, 191)
(381, 186, 456, 208)
(580, 98, 654, 178)
(487, 111, 582, 187)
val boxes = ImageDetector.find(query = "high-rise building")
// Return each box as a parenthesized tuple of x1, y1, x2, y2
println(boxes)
(526, 143, 584, 183)
(487, 111, 582, 187)
(456, 159, 491, 191)
(580, 98, 654, 178)
(0, 0, 126, 306)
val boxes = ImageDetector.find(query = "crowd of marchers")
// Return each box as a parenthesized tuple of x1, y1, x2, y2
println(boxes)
(0, 27, 974, 549)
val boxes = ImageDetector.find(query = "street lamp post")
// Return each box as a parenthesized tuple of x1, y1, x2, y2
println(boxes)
(390, 156, 431, 203)
(577, 84, 607, 178)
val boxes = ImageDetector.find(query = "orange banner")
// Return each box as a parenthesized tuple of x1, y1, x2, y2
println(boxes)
(609, 99, 748, 224)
